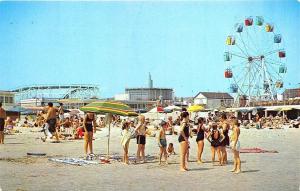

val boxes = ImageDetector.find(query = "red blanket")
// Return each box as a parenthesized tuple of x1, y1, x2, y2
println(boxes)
(239, 147, 278, 153)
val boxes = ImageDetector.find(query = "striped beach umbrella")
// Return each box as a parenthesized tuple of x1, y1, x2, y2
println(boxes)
(80, 101, 138, 116)
(80, 101, 138, 161)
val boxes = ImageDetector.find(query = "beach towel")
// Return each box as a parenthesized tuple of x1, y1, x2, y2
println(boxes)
(48, 158, 99, 166)
(239, 147, 278, 153)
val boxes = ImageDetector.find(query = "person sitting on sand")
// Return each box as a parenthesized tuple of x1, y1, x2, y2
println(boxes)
(5, 117, 14, 134)
(167, 143, 175, 157)
(166, 116, 174, 135)
(135, 115, 147, 163)
(83, 112, 97, 157)
(157, 121, 168, 165)
(0, 102, 6, 144)
(61, 117, 72, 137)
(230, 119, 241, 173)
(178, 111, 190, 171)
(208, 124, 222, 165)
(121, 122, 131, 164)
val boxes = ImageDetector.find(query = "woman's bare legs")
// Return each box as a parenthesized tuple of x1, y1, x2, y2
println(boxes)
(180, 141, 188, 171)
(197, 140, 204, 163)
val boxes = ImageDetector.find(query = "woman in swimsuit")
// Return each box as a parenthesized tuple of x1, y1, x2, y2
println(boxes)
(157, 121, 168, 165)
(219, 114, 230, 165)
(230, 118, 241, 173)
(178, 111, 190, 171)
(196, 117, 206, 164)
(83, 112, 97, 157)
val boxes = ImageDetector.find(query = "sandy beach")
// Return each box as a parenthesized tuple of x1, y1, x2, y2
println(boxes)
(0, 126, 299, 191)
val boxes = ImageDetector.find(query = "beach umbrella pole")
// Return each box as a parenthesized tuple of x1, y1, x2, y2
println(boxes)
(107, 123, 110, 160)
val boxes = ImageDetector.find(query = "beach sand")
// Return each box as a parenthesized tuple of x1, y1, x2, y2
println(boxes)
(0, 127, 299, 191)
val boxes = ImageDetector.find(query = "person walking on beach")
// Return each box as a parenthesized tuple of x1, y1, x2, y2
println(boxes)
(196, 117, 206, 164)
(135, 115, 147, 163)
(178, 111, 190, 171)
(83, 112, 97, 157)
(157, 121, 168, 165)
(45, 102, 59, 142)
(121, 122, 131, 164)
(0, 103, 6, 144)
(219, 114, 230, 165)
(230, 119, 241, 173)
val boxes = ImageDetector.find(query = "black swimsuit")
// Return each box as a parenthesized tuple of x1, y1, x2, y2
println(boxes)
(85, 117, 94, 132)
(178, 122, 189, 143)
(221, 128, 230, 146)
(211, 129, 220, 147)
(196, 124, 205, 142)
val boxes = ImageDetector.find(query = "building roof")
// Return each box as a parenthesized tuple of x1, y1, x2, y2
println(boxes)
(194, 92, 233, 99)
(283, 88, 300, 99)
(125, 88, 173, 91)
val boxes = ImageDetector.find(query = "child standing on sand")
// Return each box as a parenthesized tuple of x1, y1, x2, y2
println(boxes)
(157, 121, 168, 165)
(230, 118, 241, 173)
(121, 122, 131, 164)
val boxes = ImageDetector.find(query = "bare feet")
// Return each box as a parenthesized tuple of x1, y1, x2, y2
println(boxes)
(229, 169, 236, 172)
(180, 168, 187, 172)
(234, 169, 242, 174)
(165, 161, 168, 165)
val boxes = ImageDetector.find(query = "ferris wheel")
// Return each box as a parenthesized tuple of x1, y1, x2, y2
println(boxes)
(224, 16, 287, 106)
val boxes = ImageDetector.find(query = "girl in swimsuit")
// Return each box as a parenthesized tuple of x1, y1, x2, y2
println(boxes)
(230, 119, 241, 173)
(157, 121, 168, 165)
(178, 111, 190, 171)
(83, 112, 97, 157)
(196, 117, 206, 164)
(121, 122, 131, 165)
(209, 124, 222, 165)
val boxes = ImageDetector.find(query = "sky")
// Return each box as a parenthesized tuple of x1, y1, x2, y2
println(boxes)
(0, 0, 299, 98)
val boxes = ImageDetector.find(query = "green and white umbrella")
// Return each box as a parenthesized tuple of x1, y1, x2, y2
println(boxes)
(80, 101, 138, 160)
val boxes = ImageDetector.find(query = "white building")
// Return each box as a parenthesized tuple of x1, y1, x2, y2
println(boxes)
(194, 92, 234, 109)
(0, 90, 15, 108)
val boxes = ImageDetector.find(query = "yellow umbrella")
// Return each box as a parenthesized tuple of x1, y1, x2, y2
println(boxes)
(280, 107, 293, 111)
(187, 105, 204, 112)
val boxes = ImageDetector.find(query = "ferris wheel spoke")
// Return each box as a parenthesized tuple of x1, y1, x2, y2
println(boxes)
(244, 26, 260, 55)
(264, 59, 283, 66)
(264, 49, 281, 56)
(265, 61, 282, 78)
(230, 52, 249, 59)
(234, 42, 250, 57)
(237, 33, 251, 56)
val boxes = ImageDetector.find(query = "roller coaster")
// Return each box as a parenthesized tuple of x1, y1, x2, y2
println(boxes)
(12, 84, 100, 102)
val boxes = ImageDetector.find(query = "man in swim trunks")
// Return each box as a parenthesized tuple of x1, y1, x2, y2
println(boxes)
(45, 102, 59, 142)
(0, 103, 6, 144)
(135, 115, 147, 163)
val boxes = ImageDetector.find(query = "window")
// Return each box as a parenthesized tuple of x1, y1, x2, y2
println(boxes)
(5, 97, 9, 103)
(0, 96, 3, 103)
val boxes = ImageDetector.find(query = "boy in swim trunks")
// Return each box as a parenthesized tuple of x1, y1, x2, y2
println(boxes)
(230, 119, 241, 173)
(157, 121, 168, 165)
(0, 103, 6, 144)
